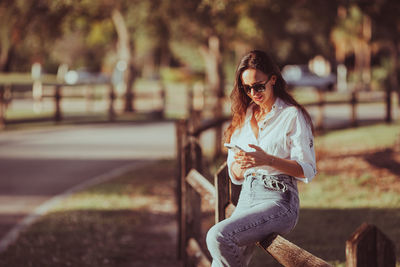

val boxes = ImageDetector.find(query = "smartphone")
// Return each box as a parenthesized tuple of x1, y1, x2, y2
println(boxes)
(224, 143, 245, 152)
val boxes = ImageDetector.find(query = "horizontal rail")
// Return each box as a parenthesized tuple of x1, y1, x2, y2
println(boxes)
(303, 99, 386, 107)
(258, 235, 333, 267)
(186, 169, 215, 207)
(189, 117, 231, 137)
(186, 238, 211, 267)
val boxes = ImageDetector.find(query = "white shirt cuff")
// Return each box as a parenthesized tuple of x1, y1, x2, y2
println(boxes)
(295, 160, 316, 183)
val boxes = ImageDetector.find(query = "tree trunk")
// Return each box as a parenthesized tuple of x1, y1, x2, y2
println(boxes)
(111, 8, 136, 112)
(389, 40, 399, 119)
(394, 40, 400, 105)
(200, 35, 225, 157)
(0, 47, 9, 72)
(0, 45, 14, 72)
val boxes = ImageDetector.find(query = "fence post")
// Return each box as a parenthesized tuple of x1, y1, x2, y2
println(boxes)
(316, 89, 324, 131)
(187, 138, 203, 244)
(54, 85, 62, 122)
(214, 89, 224, 159)
(0, 86, 4, 129)
(159, 82, 166, 119)
(346, 223, 396, 267)
(108, 83, 116, 121)
(181, 139, 191, 265)
(385, 86, 392, 123)
(176, 119, 188, 261)
(214, 163, 230, 223)
(351, 91, 358, 127)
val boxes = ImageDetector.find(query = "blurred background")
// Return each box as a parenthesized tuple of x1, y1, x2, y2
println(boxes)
(0, 0, 399, 267)
(0, 0, 398, 124)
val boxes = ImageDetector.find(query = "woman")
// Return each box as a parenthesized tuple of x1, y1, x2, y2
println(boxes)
(206, 50, 317, 267)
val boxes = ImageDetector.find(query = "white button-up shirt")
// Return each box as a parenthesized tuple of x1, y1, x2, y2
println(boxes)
(227, 97, 317, 184)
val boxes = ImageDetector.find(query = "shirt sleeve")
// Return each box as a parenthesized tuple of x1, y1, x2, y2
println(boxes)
(227, 148, 244, 185)
(287, 111, 317, 183)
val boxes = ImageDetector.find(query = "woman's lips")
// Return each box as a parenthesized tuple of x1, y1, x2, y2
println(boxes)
(253, 95, 263, 102)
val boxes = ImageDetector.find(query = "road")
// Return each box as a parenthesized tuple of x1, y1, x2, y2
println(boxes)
(0, 122, 176, 249)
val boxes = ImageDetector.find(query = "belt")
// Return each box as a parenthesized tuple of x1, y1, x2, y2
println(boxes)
(244, 172, 296, 193)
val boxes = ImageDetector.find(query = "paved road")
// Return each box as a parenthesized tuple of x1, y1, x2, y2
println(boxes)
(0, 122, 176, 246)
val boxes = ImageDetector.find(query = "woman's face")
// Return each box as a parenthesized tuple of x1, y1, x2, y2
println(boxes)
(241, 68, 276, 109)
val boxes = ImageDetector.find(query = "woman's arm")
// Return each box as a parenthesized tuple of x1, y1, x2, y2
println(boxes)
(233, 144, 305, 178)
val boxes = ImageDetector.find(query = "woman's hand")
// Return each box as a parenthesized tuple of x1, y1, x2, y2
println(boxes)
(233, 144, 274, 169)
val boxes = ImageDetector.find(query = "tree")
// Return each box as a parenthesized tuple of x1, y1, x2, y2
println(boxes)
(359, 0, 400, 99)
(54, 0, 151, 112)
(244, 0, 338, 66)
(0, 0, 71, 72)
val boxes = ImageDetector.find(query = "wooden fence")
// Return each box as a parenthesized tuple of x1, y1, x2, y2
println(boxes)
(0, 81, 166, 128)
(189, 86, 397, 133)
(176, 117, 396, 267)
(302, 90, 396, 130)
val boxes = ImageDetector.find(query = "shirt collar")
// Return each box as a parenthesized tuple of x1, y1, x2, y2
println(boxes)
(259, 98, 287, 127)
(272, 97, 286, 111)
(245, 97, 287, 123)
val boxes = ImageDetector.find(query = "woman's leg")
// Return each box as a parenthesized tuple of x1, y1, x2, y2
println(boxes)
(206, 195, 298, 267)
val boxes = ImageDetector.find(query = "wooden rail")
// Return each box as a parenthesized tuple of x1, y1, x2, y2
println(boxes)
(176, 117, 396, 267)
(0, 81, 166, 128)
(189, 87, 397, 134)
(301, 90, 396, 130)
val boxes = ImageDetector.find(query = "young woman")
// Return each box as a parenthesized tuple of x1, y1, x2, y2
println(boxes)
(206, 50, 317, 267)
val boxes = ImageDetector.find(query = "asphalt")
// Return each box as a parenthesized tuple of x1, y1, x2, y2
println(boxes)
(0, 122, 176, 250)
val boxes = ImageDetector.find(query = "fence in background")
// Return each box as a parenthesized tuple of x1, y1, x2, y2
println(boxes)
(0, 76, 397, 131)
(0, 81, 166, 128)
(303, 90, 396, 130)
(176, 116, 396, 267)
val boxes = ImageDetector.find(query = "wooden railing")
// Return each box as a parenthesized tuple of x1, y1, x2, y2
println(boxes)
(176, 117, 397, 267)
(303, 90, 397, 130)
(190, 86, 397, 133)
(0, 81, 166, 128)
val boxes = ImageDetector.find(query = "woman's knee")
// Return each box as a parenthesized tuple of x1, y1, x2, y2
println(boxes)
(206, 223, 229, 251)
(206, 224, 220, 250)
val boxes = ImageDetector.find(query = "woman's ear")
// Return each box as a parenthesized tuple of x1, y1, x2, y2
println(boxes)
(271, 75, 277, 85)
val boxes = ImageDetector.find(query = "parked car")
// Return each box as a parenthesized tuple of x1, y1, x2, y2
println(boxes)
(282, 65, 336, 91)
(65, 70, 110, 85)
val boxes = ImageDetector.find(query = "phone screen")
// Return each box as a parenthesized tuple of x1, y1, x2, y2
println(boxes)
(224, 143, 245, 152)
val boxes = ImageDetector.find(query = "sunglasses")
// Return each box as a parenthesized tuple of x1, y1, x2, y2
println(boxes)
(242, 80, 269, 95)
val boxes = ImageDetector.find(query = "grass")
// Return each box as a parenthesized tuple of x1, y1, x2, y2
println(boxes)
(316, 122, 400, 154)
(0, 160, 180, 267)
(0, 123, 399, 266)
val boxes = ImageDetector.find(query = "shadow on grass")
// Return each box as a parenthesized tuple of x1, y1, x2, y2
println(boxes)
(0, 209, 180, 267)
(202, 208, 400, 266)
(364, 148, 400, 176)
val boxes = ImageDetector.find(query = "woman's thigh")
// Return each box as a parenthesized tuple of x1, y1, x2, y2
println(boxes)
(210, 199, 297, 247)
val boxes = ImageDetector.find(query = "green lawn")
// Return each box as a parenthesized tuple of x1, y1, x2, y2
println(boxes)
(316, 122, 400, 154)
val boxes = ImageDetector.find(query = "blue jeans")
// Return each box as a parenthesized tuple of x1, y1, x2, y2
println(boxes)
(206, 174, 299, 267)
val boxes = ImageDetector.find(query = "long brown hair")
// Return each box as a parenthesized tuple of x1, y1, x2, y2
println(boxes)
(225, 50, 314, 142)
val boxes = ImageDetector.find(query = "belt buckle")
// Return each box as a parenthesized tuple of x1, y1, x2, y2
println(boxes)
(262, 176, 287, 193)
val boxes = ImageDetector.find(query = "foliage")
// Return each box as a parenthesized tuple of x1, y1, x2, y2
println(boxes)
(0, 0, 399, 93)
